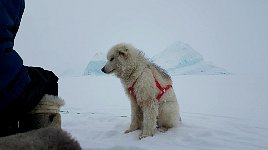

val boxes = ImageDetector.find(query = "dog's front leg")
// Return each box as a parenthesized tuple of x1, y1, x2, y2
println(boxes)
(139, 100, 158, 139)
(125, 100, 141, 133)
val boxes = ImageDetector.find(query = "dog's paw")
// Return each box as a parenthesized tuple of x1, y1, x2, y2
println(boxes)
(139, 129, 156, 139)
(124, 128, 138, 134)
(158, 127, 168, 133)
(139, 134, 153, 140)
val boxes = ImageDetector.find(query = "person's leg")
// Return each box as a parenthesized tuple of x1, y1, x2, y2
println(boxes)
(0, 0, 28, 137)
(0, 67, 59, 136)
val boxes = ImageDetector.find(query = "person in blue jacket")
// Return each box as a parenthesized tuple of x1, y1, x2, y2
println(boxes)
(0, 0, 58, 136)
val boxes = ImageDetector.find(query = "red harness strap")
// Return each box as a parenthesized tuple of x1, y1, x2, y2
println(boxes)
(128, 80, 137, 100)
(128, 76, 172, 102)
(154, 78, 172, 101)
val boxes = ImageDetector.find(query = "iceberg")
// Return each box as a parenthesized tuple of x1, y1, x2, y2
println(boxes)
(153, 41, 204, 69)
(83, 52, 106, 76)
(153, 41, 230, 75)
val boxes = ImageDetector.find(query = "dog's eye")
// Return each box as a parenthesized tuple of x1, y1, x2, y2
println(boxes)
(110, 57, 114, 61)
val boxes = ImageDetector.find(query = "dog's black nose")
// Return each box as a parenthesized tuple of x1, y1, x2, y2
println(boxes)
(101, 67, 106, 73)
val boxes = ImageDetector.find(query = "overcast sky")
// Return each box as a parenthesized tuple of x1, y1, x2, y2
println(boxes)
(15, 0, 268, 75)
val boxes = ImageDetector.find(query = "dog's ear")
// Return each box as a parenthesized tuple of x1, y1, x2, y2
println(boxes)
(118, 48, 128, 58)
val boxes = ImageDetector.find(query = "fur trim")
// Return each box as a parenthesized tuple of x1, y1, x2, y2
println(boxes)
(30, 94, 65, 114)
(0, 128, 81, 150)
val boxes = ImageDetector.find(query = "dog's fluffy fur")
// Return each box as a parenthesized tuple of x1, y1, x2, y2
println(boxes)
(0, 127, 81, 150)
(102, 43, 181, 139)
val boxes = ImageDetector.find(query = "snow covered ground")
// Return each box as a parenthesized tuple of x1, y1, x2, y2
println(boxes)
(59, 75, 268, 150)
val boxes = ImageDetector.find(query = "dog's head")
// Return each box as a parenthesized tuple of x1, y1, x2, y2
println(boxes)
(101, 43, 138, 78)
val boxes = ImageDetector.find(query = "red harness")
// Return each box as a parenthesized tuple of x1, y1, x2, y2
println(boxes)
(128, 76, 172, 102)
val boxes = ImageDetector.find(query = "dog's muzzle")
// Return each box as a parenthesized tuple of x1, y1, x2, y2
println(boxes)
(101, 67, 106, 73)
(101, 67, 115, 74)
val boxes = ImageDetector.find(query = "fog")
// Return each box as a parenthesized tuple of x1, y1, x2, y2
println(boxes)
(15, 0, 268, 75)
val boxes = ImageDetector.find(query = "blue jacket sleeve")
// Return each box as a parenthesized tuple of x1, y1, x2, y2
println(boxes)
(0, 0, 31, 111)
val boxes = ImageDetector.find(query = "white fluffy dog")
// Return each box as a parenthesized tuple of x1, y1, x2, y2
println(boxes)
(101, 43, 181, 139)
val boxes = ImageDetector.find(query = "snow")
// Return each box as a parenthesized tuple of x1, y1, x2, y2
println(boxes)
(59, 75, 268, 150)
